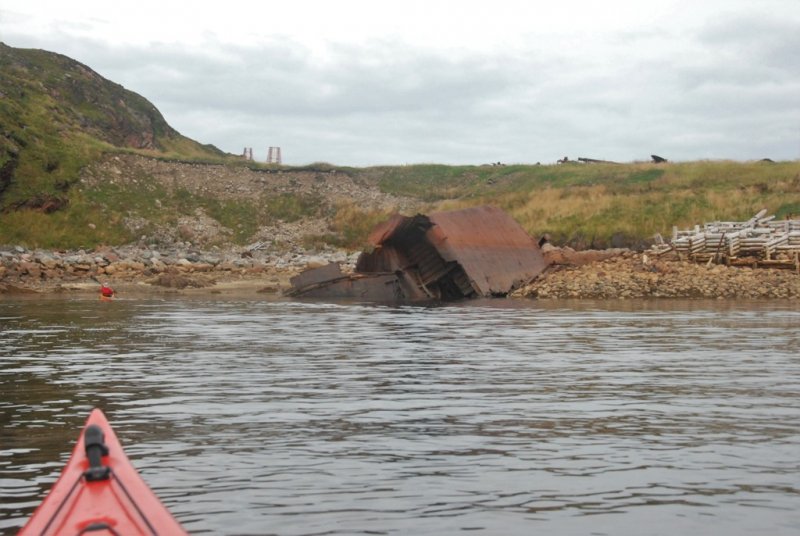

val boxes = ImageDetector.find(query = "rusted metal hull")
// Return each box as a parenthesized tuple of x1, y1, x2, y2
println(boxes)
(288, 264, 431, 301)
(291, 272, 404, 301)
(426, 206, 549, 296)
(288, 262, 346, 291)
(289, 206, 549, 302)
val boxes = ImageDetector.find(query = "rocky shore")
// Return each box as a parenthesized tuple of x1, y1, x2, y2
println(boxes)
(2, 243, 798, 300)
(513, 249, 800, 299)
(0, 244, 358, 296)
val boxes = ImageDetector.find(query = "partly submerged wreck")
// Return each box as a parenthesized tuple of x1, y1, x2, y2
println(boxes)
(289, 206, 549, 302)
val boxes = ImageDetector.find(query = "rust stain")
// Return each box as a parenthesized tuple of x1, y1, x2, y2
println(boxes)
(427, 206, 549, 296)
(289, 205, 550, 301)
(289, 262, 345, 290)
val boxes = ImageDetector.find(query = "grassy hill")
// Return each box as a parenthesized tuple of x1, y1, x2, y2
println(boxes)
(1, 43, 798, 251)
(0, 42, 229, 244)
(367, 160, 800, 248)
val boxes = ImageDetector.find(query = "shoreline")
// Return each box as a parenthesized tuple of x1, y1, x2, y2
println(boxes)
(0, 244, 325, 298)
(2, 245, 799, 300)
(513, 249, 800, 300)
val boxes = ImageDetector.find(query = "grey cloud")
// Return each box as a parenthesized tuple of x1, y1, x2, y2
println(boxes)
(698, 13, 800, 76)
(2, 17, 798, 165)
(124, 39, 528, 119)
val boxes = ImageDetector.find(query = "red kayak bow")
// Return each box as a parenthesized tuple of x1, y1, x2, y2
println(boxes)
(20, 409, 187, 535)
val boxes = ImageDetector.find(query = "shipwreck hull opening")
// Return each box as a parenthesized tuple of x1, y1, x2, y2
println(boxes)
(290, 206, 550, 302)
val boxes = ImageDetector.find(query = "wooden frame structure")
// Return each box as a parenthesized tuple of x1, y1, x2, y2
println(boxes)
(668, 210, 800, 270)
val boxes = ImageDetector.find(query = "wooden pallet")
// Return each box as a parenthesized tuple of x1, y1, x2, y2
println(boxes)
(669, 210, 800, 270)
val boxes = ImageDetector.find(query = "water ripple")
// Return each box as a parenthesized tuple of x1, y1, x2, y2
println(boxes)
(1, 298, 799, 535)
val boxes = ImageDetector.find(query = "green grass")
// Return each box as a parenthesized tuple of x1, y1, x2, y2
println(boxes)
(3, 158, 799, 250)
(264, 193, 322, 223)
(303, 203, 396, 250)
(5, 43, 796, 251)
(373, 160, 800, 248)
(775, 201, 800, 219)
(0, 42, 229, 233)
(2, 173, 226, 247)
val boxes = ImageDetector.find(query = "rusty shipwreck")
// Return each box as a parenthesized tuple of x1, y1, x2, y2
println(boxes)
(288, 205, 549, 302)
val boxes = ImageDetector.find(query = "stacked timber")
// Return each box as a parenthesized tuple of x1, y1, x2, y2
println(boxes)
(670, 210, 800, 269)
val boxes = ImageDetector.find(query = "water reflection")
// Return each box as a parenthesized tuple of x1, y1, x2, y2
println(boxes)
(1, 297, 799, 535)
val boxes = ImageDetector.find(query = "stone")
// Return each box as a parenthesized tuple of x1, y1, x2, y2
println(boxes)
(191, 263, 214, 273)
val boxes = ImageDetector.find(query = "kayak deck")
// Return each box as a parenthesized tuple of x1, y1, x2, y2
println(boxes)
(20, 409, 187, 535)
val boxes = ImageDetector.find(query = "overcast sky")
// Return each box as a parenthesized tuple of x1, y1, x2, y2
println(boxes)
(1, 0, 799, 165)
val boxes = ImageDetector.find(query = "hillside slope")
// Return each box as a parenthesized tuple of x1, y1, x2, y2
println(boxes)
(0, 42, 224, 213)
(0, 43, 798, 253)
(366, 161, 800, 248)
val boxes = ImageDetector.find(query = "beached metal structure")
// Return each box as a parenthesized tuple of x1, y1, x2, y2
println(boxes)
(289, 206, 549, 301)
